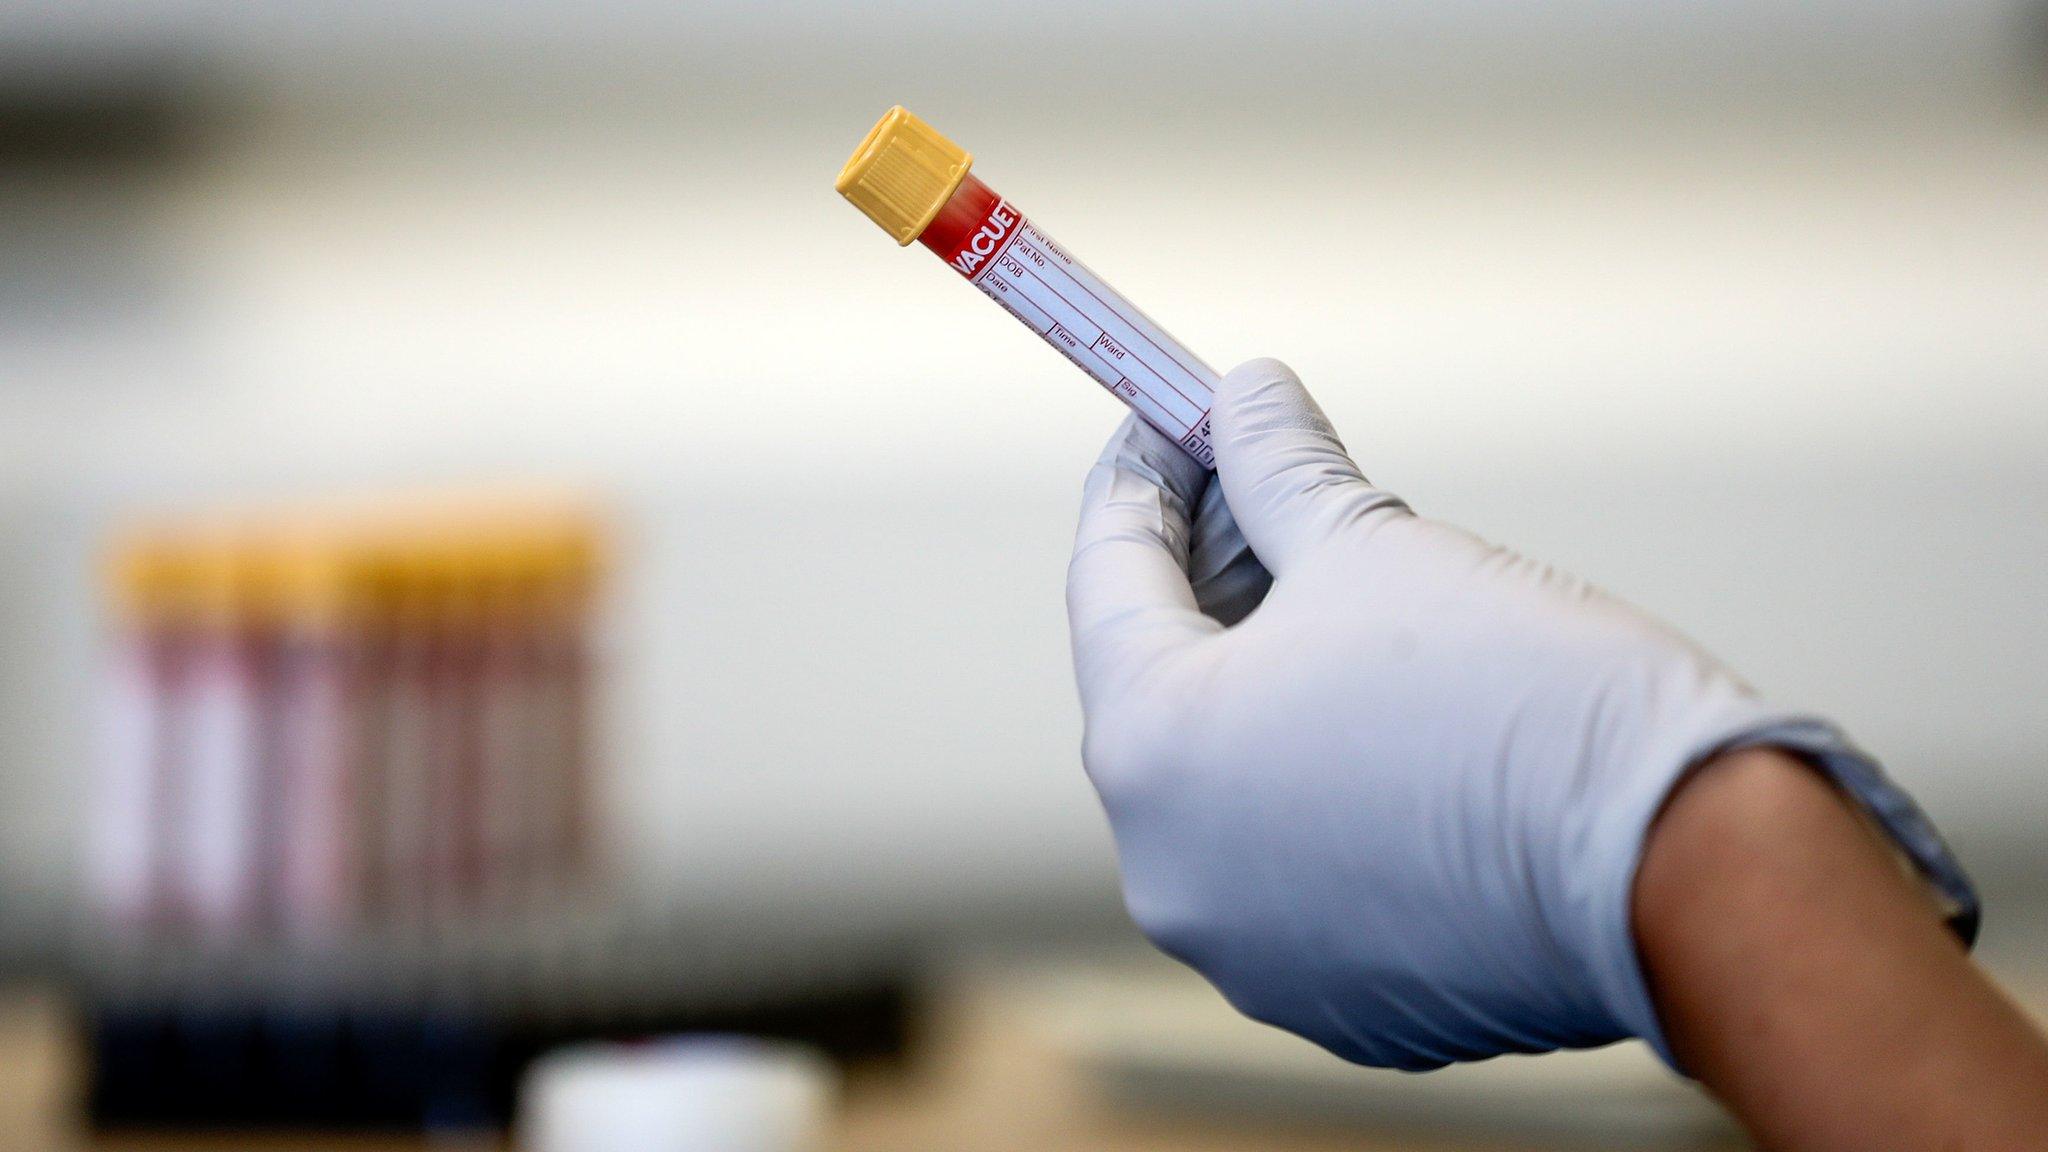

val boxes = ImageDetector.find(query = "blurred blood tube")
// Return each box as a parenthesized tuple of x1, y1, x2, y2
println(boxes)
(174, 535, 270, 933)
(836, 106, 1219, 467)
(92, 536, 196, 931)
(473, 535, 531, 913)
(273, 537, 362, 938)
(432, 543, 489, 920)
(547, 523, 601, 893)
(380, 545, 440, 927)
(353, 550, 402, 921)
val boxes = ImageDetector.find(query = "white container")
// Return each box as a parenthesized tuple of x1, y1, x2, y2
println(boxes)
(519, 1036, 836, 1152)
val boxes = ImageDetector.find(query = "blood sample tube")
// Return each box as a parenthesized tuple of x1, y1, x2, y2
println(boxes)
(93, 532, 194, 933)
(836, 106, 1218, 467)
(176, 532, 271, 935)
(272, 533, 363, 938)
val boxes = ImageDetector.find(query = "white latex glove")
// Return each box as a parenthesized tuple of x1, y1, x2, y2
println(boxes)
(1067, 358, 1978, 1070)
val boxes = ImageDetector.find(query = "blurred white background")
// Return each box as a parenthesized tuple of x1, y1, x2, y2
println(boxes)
(2, 0, 2045, 957)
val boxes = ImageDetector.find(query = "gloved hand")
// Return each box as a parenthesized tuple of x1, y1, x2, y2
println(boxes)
(1066, 358, 1978, 1070)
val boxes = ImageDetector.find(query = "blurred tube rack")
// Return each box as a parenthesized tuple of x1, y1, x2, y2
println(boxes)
(90, 494, 607, 942)
(73, 493, 919, 1132)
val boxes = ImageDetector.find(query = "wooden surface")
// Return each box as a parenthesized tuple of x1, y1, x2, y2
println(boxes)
(829, 975, 1476, 1152)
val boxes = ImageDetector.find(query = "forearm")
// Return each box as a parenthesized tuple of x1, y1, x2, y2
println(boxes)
(1634, 747, 2048, 1151)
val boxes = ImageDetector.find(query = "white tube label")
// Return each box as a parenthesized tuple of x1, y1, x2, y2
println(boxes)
(949, 201, 1218, 467)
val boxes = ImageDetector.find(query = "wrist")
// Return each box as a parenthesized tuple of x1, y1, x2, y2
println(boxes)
(1632, 746, 2048, 1149)
(1635, 746, 1866, 934)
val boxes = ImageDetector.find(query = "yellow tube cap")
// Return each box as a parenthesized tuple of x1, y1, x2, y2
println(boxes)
(835, 106, 972, 245)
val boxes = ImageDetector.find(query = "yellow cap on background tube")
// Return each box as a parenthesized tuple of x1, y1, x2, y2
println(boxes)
(835, 106, 972, 245)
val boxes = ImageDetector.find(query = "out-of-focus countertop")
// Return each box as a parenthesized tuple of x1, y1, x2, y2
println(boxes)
(8, 956, 2046, 1152)
(831, 959, 1745, 1152)
(0, 969, 1720, 1152)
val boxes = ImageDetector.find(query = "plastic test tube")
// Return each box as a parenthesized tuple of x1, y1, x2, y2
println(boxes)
(836, 106, 1218, 467)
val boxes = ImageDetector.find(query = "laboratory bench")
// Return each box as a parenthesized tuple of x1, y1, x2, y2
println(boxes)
(0, 959, 1760, 1152)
